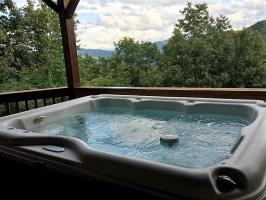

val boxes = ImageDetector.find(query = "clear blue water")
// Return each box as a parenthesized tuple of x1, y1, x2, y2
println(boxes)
(32, 107, 251, 168)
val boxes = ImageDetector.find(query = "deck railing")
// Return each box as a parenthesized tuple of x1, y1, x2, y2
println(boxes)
(0, 87, 71, 117)
(75, 87, 266, 100)
(1, 87, 266, 117)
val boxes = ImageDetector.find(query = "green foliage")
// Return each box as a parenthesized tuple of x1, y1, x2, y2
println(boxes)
(78, 37, 162, 87)
(1, 1, 266, 91)
(227, 29, 266, 87)
(113, 37, 161, 86)
(79, 55, 130, 86)
(176, 2, 231, 38)
(0, 0, 65, 91)
(250, 20, 266, 42)
(79, 2, 265, 88)
(160, 2, 266, 88)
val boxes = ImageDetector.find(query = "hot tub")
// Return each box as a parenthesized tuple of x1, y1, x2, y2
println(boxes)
(0, 94, 266, 199)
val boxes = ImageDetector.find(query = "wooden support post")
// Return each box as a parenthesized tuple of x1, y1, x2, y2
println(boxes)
(42, 0, 59, 13)
(41, 0, 80, 97)
(66, 0, 80, 19)
(57, 0, 80, 92)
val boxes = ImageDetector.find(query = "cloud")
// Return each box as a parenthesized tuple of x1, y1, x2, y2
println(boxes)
(12, 0, 27, 7)
(76, 0, 266, 49)
(99, 11, 167, 31)
(116, 0, 187, 7)
(77, 21, 173, 50)
(209, 0, 266, 28)
(76, 0, 183, 49)
(12, 0, 266, 49)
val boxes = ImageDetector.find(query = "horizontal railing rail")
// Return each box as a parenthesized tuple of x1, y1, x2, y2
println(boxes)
(1, 87, 266, 117)
(0, 87, 72, 117)
(75, 87, 266, 101)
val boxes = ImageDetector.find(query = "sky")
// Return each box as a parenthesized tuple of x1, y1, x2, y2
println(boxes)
(12, 0, 266, 50)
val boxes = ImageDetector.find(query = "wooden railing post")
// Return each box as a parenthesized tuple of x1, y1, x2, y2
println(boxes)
(57, 0, 80, 97)
(42, 0, 80, 98)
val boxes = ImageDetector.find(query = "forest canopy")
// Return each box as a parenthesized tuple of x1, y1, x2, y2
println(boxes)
(0, 0, 266, 92)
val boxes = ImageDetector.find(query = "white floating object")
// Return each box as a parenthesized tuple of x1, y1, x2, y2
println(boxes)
(160, 134, 179, 144)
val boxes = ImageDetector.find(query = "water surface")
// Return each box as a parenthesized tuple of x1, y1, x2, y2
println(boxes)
(32, 107, 250, 168)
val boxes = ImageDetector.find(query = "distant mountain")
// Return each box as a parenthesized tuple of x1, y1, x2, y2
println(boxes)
(155, 40, 168, 51)
(77, 48, 114, 58)
(78, 40, 169, 57)
(249, 19, 266, 42)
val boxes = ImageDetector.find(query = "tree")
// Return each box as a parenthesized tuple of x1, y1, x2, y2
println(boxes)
(0, 0, 19, 86)
(114, 37, 160, 86)
(250, 20, 266, 42)
(228, 29, 266, 87)
(1, 1, 265, 91)
(114, 37, 141, 86)
(79, 55, 130, 87)
(176, 2, 231, 38)
(0, 0, 65, 91)
(18, 0, 65, 88)
(162, 2, 266, 88)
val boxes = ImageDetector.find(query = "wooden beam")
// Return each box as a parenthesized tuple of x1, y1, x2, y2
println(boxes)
(66, 0, 80, 19)
(57, 0, 80, 90)
(75, 87, 266, 101)
(42, 0, 59, 13)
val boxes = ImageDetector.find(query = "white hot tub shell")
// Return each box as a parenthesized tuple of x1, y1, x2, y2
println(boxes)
(0, 94, 266, 200)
